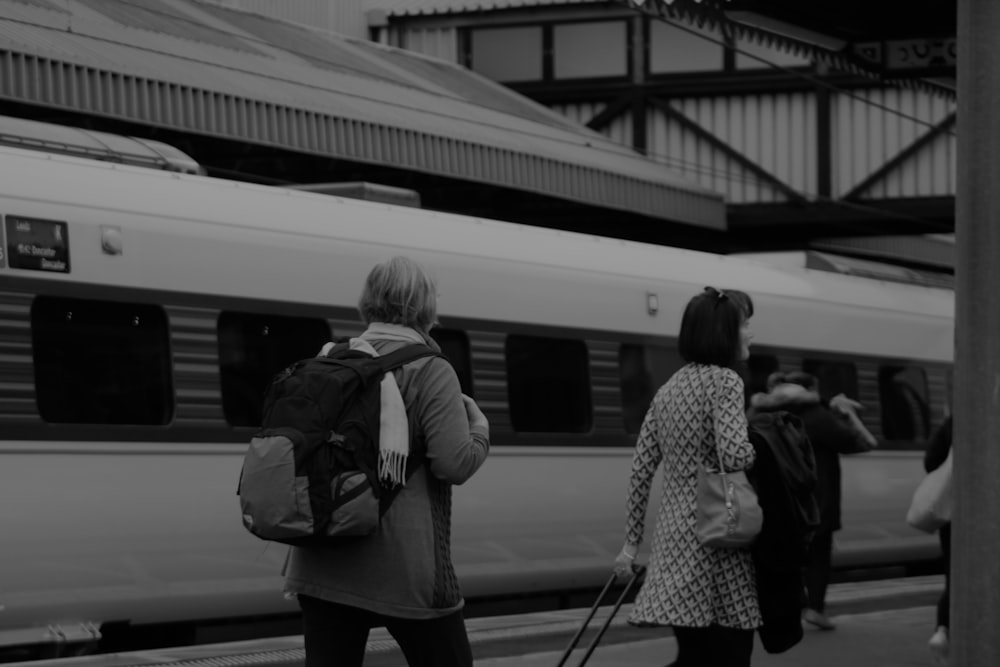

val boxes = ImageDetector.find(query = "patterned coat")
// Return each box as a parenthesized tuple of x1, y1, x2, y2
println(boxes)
(625, 363, 761, 630)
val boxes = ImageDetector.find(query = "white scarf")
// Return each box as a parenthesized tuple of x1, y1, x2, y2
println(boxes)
(319, 324, 432, 486)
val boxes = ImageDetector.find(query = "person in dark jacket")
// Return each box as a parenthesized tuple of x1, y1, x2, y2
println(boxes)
(746, 409, 820, 655)
(747, 371, 877, 631)
(924, 415, 952, 663)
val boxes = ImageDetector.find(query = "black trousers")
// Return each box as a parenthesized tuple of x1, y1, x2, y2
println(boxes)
(671, 625, 755, 667)
(297, 594, 473, 667)
(804, 528, 834, 612)
(937, 523, 951, 628)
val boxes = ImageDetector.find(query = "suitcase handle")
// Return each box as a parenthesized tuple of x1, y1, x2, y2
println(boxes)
(555, 564, 646, 667)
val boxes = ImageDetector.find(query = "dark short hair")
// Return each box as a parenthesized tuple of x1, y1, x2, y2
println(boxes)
(677, 286, 754, 368)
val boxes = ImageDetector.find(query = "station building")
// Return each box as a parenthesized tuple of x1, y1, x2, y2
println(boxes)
(0, 0, 956, 277)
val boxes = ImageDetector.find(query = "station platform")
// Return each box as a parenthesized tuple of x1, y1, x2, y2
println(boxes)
(9, 575, 945, 667)
(476, 606, 937, 667)
(471, 575, 944, 667)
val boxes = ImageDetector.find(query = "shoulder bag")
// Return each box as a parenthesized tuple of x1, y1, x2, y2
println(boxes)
(906, 449, 953, 533)
(696, 368, 763, 549)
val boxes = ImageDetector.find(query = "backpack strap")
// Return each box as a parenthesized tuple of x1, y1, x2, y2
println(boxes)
(371, 343, 442, 516)
(375, 343, 440, 372)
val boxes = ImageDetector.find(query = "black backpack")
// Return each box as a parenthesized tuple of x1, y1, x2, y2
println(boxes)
(748, 410, 821, 562)
(237, 342, 438, 546)
(747, 410, 821, 654)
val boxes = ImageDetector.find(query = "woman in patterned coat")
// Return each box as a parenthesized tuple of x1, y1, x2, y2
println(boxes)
(614, 286, 759, 667)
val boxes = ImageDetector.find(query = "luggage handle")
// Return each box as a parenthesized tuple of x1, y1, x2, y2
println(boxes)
(555, 564, 646, 667)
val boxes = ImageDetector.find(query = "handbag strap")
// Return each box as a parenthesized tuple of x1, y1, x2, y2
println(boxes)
(710, 368, 727, 474)
(699, 365, 727, 474)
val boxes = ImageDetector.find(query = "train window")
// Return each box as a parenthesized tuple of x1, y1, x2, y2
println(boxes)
(430, 328, 474, 398)
(619, 343, 684, 433)
(878, 365, 931, 441)
(31, 296, 173, 424)
(218, 312, 331, 427)
(746, 354, 780, 399)
(505, 334, 592, 433)
(802, 359, 859, 402)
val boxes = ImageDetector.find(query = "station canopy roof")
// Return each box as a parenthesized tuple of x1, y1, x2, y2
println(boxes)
(0, 0, 724, 229)
(367, 0, 609, 15)
(625, 0, 956, 95)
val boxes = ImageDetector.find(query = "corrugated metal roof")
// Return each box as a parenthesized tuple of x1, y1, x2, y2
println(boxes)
(365, 0, 608, 17)
(0, 0, 724, 228)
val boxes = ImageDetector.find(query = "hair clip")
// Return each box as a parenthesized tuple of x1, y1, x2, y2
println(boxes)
(704, 286, 728, 301)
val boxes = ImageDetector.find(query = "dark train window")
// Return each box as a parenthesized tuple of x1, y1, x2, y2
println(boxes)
(746, 354, 780, 399)
(619, 343, 684, 433)
(218, 312, 330, 427)
(430, 328, 474, 398)
(802, 359, 859, 402)
(879, 365, 931, 441)
(31, 296, 173, 425)
(506, 334, 592, 433)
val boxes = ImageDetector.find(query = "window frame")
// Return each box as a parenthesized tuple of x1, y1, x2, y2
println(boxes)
(216, 310, 332, 428)
(877, 364, 932, 443)
(30, 295, 175, 425)
(618, 342, 684, 434)
(430, 327, 475, 398)
(464, 18, 633, 84)
(505, 333, 593, 434)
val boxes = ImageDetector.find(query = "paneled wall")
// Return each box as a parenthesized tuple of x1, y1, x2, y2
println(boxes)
(647, 93, 818, 204)
(832, 89, 956, 199)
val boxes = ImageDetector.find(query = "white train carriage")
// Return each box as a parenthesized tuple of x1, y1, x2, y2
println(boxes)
(0, 145, 952, 654)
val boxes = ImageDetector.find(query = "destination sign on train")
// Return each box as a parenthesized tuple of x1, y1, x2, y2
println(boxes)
(4, 216, 70, 273)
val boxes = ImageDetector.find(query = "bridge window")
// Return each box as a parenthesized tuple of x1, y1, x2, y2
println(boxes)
(430, 328, 474, 398)
(468, 26, 543, 82)
(31, 296, 173, 425)
(802, 359, 859, 402)
(554, 21, 627, 79)
(506, 334, 592, 433)
(649, 19, 724, 74)
(218, 312, 330, 428)
(879, 365, 931, 442)
(619, 343, 684, 434)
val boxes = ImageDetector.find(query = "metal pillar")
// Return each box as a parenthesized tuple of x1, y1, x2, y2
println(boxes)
(954, 1, 1000, 666)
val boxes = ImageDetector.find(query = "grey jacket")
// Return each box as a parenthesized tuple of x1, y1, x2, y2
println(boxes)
(283, 324, 490, 618)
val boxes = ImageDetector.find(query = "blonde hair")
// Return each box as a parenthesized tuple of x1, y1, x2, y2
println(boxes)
(357, 256, 438, 332)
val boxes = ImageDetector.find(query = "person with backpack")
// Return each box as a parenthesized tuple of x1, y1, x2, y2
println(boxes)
(613, 286, 760, 667)
(747, 371, 877, 631)
(281, 256, 490, 667)
(745, 405, 820, 654)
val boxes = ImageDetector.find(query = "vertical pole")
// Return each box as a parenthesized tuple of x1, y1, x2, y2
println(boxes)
(954, 1, 1000, 666)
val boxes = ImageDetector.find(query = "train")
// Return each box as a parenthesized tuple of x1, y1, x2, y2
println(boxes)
(0, 142, 953, 658)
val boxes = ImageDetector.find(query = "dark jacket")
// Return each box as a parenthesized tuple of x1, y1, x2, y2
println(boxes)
(747, 410, 820, 654)
(749, 384, 869, 531)
(924, 416, 953, 473)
